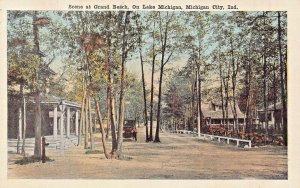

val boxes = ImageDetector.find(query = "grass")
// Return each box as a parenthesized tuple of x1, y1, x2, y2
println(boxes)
(85, 150, 102, 154)
(14, 156, 54, 165)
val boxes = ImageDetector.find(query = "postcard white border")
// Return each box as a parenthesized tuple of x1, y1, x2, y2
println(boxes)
(1, 0, 299, 188)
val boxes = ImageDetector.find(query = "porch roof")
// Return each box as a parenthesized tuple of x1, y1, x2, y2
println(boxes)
(40, 94, 81, 108)
(201, 102, 244, 119)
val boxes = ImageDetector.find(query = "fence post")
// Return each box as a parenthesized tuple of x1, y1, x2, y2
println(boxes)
(42, 136, 49, 163)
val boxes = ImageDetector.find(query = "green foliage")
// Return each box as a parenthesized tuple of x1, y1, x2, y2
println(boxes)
(125, 74, 144, 121)
(14, 156, 54, 165)
(85, 150, 102, 154)
(8, 51, 39, 87)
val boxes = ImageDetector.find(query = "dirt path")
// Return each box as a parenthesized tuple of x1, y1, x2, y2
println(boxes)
(8, 126, 287, 179)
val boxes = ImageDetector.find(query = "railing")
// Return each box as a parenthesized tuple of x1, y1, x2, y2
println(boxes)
(172, 130, 252, 148)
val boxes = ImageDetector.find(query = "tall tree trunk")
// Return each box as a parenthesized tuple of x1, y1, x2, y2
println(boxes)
(149, 53, 155, 141)
(107, 35, 117, 149)
(263, 54, 269, 143)
(115, 11, 131, 157)
(277, 11, 287, 146)
(84, 96, 89, 149)
(136, 15, 149, 142)
(191, 77, 196, 131)
(106, 85, 111, 139)
(199, 72, 203, 132)
(262, 12, 269, 144)
(149, 20, 156, 141)
(105, 35, 112, 139)
(245, 61, 251, 134)
(196, 35, 203, 135)
(273, 64, 277, 133)
(230, 38, 238, 134)
(223, 73, 230, 134)
(110, 70, 118, 150)
(17, 85, 23, 154)
(154, 62, 164, 142)
(196, 70, 201, 137)
(21, 95, 27, 156)
(245, 41, 254, 134)
(33, 12, 42, 158)
(155, 12, 172, 143)
(139, 50, 149, 142)
(78, 75, 86, 146)
(94, 99, 110, 159)
(88, 98, 94, 150)
(33, 91, 41, 157)
(219, 56, 225, 127)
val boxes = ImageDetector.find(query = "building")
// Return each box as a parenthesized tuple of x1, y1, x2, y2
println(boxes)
(8, 93, 81, 140)
(201, 102, 245, 127)
(257, 102, 283, 130)
(7, 65, 84, 154)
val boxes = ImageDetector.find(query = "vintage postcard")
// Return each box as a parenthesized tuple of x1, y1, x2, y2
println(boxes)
(1, 0, 300, 187)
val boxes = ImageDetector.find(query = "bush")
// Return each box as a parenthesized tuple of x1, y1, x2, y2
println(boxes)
(85, 150, 102, 154)
(14, 156, 54, 165)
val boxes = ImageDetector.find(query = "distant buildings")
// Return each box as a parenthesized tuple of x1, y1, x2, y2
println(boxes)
(201, 102, 245, 127)
(257, 102, 283, 131)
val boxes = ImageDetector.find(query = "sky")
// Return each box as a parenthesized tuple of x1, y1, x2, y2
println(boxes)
(8, 10, 273, 92)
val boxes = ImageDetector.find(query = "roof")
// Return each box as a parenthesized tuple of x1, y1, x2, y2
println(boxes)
(267, 102, 282, 110)
(258, 102, 282, 111)
(201, 102, 244, 119)
(21, 94, 81, 108)
(39, 94, 81, 108)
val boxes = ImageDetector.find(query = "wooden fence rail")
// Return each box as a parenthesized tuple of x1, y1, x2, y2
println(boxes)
(172, 130, 252, 148)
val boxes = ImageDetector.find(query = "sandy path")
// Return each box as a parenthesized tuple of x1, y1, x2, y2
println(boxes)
(8, 126, 287, 179)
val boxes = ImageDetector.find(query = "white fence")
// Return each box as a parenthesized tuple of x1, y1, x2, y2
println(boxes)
(172, 130, 251, 148)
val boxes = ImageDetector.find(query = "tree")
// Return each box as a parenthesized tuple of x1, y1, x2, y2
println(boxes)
(135, 12, 150, 141)
(184, 12, 210, 135)
(277, 11, 287, 145)
(8, 11, 56, 158)
(154, 12, 182, 142)
(148, 12, 159, 141)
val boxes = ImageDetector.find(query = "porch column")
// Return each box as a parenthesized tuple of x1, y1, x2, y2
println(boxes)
(94, 114, 97, 132)
(271, 111, 275, 127)
(75, 110, 79, 136)
(18, 107, 22, 139)
(53, 107, 58, 139)
(60, 112, 64, 155)
(67, 107, 70, 138)
(23, 97, 26, 141)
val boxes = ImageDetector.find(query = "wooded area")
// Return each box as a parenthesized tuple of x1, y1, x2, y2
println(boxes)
(8, 11, 287, 160)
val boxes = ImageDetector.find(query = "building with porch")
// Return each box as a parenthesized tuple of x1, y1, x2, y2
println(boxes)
(201, 102, 245, 127)
(7, 62, 84, 153)
(8, 93, 82, 154)
(257, 102, 283, 131)
(8, 93, 81, 139)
